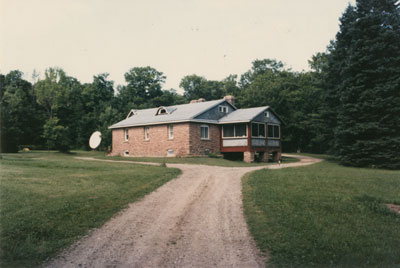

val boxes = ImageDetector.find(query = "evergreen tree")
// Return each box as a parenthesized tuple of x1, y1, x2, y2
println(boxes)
(325, 0, 400, 168)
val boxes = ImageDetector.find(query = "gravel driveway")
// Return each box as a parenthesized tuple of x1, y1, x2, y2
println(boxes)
(46, 155, 321, 268)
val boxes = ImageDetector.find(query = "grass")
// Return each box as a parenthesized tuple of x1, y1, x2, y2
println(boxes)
(76, 151, 299, 167)
(293, 152, 332, 160)
(0, 151, 180, 268)
(243, 159, 400, 268)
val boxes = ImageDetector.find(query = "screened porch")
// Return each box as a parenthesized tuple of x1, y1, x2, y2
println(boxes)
(220, 122, 280, 150)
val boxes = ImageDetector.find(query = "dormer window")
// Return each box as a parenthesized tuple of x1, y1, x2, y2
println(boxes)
(157, 108, 167, 115)
(219, 105, 228, 113)
(126, 109, 137, 119)
(156, 106, 176, 116)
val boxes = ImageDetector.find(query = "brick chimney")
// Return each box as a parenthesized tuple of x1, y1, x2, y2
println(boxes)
(224, 95, 235, 106)
(190, 98, 206, 104)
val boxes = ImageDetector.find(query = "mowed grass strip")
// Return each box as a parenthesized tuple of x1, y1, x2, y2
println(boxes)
(0, 152, 180, 268)
(243, 160, 400, 268)
(76, 151, 299, 167)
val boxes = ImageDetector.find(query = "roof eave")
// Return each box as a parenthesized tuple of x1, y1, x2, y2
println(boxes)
(109, 119, 220, 129)
(218, 120, 250, 124)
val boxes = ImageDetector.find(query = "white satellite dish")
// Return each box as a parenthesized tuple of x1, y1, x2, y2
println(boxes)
(89, 131, 102, 149)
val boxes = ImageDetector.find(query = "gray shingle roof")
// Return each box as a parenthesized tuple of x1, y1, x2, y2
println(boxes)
(218, 106, 269, 123)
(109, 99, 226, 129)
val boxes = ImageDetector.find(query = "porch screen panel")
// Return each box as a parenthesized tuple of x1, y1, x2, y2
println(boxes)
(223, 125, 234, 137)
(235, 124, 247, 137)
(259, 124, 265, 137)
(274, 125, 280, 138)
(252, 123, 259, 137)
(268, 125, 274, 138)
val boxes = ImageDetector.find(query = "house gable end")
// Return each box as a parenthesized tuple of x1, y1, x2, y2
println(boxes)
(194, 100, 236, 121)
(252, 108, 281, 124)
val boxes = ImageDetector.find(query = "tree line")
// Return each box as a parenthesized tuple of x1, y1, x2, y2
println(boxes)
(1, 0, 399, 169)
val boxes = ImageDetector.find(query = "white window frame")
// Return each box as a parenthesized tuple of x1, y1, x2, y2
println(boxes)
(168, 124, 174, 140)
(264, 111, 269, 118)
(124, 128, 129, 141)
(222, 124, 248, 139)
(144, 126, 150, 140)
(267, 124, 280, 139)
(200, 124, 209, 140)
(251, 123, 266, 138)
(218, 105, 228, 113)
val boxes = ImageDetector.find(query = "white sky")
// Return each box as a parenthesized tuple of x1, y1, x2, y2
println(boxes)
(0, 0, 354, 92)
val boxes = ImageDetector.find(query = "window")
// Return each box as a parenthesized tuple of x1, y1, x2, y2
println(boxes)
(222, 124, 247, 138)
(124, 151, 129, 156)
(223, 125, 234, 137)
(252, 123, 266, 138)
(264, 111, 269, 118)
(124, 128, 129, 141)
(267, 124, 280, 139)
(218, 105, 228, 113)
(144, 126, 150, 140)
(158, 108, 167, 115)
(200, 125, 209, 140)
(156, 106, 169, 116)
(235, 124, 247, 137)
(168, 125, 174, 139)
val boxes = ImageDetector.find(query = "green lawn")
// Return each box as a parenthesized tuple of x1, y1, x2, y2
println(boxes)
(243, 159, 400, 268)
(294, 152, 332, 160)
(76, 151, 299, 167)
(0, 151, 180, 268)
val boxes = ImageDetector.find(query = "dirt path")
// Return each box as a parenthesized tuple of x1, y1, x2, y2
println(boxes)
(46, 155, 321, 268)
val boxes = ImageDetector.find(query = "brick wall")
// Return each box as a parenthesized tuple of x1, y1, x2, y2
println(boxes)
(110, 122, 221, 157)
(188, 123, 220, 155)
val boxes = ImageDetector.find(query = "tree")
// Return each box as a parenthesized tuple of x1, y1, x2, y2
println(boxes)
(237, 59, 326, 153)
(0, 71, 42, 152)
(222, 75, 240, 100)
(98, 106, 120, 150)
(239, 59, 284, 90)
(34, 68, 68, 119)
(325, 0, 400, 168)
(79, 74, 115, 149)
(180, 75, 225, 101)
(42, 117, 70, 152)
(116, 67, 166, 113)
(34, 67, 83, 151)
(152, 89, 187, 107)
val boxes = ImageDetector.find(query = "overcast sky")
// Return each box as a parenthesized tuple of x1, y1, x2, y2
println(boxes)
(1, 0, 354, 92)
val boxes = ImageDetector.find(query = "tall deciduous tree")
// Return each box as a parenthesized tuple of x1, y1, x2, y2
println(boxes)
(0, 71, 42, 152)
(80, 73, 115, 149)
(325, 0, 400, 168)
(180, 75, 225, 101)
(34, 68, 83, 151)
(117, 67, 166, 113)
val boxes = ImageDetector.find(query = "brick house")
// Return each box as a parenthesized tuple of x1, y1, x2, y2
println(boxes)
(109, 96, 282, 162)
